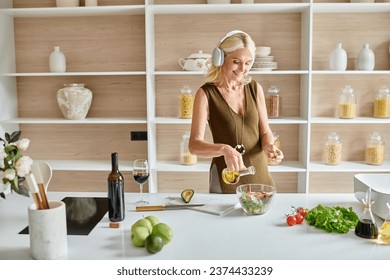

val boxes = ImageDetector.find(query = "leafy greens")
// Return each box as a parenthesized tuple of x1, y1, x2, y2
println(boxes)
(305, 204, 359, 234)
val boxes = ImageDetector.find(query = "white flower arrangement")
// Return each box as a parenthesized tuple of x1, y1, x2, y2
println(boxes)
(1, 131, 32, 199)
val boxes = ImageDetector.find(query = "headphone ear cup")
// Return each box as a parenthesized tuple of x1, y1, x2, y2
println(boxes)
(212, 47, 224, 67)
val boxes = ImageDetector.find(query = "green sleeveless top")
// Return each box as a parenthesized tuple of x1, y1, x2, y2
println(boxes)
(202, 80, 275, 194)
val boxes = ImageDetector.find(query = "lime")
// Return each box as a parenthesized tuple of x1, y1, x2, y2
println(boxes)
(145, 234, 164, 254)
(152, 223, 173, 245)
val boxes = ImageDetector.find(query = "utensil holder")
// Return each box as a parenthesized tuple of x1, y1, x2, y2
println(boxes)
(28, 201, 68, 260)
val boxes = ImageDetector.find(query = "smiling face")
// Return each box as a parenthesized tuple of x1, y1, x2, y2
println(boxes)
(221, 48, 253, 83)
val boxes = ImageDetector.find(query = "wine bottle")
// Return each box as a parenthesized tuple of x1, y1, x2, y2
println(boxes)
(107, 152, 125, 222)
(221, 166, 256, 184)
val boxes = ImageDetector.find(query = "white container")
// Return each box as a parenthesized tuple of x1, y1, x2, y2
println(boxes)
(357, 43, 375, 71)
(207, 0, 230, 3)
(56, 0, 80, 7)
(49, 46, 66, 73)
(329, 43, 347, 71)
(28, 201, 68, 260)
(241, 0, 255, 3)
(179, 50, 211, 71)
(354, 174, 390, 220)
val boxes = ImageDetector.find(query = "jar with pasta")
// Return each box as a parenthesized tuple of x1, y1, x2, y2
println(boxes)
(323, 132, 342, 165)
(338, 85, 356, 119)
(365, 132, 385, 165)
(180, 131, 197, 165)
(373, 86, 390, 118)
(178, 85, 194, 119)
(266, 85, 281, 118)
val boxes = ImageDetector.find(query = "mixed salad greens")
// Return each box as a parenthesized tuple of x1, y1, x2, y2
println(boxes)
(239, 191, 274, 215)
(305, 204, 359, 233)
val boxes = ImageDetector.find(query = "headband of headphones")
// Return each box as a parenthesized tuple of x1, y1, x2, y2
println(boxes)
(212, 30, 254, 67)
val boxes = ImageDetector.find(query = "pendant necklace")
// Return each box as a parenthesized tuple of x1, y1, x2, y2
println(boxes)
(227, 105, 245, 156)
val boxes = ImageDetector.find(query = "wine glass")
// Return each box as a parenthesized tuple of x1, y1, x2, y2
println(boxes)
(132, 159, 150, 205)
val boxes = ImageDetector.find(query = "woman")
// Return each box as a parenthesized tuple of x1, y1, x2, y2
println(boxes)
(189, 30, 283, 194)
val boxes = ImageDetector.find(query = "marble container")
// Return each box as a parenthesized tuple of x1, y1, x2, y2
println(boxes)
(28, 201, 68, 260)
(57, 83, 93, 120)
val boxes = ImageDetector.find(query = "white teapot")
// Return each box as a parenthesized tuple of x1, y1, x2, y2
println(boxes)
(179, 50, 211, 71)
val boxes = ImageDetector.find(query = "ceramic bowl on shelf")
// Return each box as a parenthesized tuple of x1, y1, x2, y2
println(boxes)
(255, 46, 271, 57)
(254, 56, 274, 63)
(252, 61, 277, 70)
(178, 50, 211, 71)
(236, 184, 276, 215)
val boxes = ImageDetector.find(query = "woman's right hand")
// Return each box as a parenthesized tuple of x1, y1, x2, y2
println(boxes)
(222, 145, 246, 172)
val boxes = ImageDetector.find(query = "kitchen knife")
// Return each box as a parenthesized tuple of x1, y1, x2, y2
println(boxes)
(136, 204, 205, 212)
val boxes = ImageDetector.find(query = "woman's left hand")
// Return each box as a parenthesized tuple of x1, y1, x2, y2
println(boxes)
(264, 143, 284, 164)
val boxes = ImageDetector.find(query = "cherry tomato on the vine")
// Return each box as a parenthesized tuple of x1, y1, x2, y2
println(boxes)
(296, 207, 307, 218)
(295, 214, 304, 224)
(286, 215, 296, 226)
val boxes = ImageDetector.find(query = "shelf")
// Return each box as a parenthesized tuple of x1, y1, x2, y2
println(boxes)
(153, 117, 307, 125)
(309, 161, 390, 172)
(42, 160, 133, 172)
(312, 3, 390, 14)
(2, 72, 146, 77)
(312, 70, 390, 75)
(0, 5, 145, 17)
(150, 3, 310, 15)
(155, 160, 305, 173)
(154, 70, 308, 75)
(0, 118, 147, 124)
(310, 117, 390, 124)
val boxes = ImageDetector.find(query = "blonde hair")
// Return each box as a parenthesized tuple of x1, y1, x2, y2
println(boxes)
(205, 31, 256, 85)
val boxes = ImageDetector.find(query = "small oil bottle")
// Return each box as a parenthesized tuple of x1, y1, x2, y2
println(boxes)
(221, 166, 256, 185)
(355, 188, 378, 239)
(379, 203, 390, 245)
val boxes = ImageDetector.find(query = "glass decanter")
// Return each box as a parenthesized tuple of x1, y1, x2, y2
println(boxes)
(355, 188, 378, 239)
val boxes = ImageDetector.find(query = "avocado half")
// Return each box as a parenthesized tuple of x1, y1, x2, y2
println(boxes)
(181, 189, 194, 203)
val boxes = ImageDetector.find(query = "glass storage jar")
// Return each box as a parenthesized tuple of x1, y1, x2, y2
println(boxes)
(365, 132, 385, 165)
(266, 85, 281, 118)
(323, 132, 342, 165)
(180, 131, 197, 165)
(178, 85, 194, 119)
(338, 85, 356, 119)
(373, 86, 390, 118)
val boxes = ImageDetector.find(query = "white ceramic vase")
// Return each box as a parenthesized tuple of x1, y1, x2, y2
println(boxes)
(49, 46, 66, 73)
(56, 0, 80, 7)
(357, 43, 375, 71)
(28, 201, 68, 260)
(57, 84, 93, 120)
(329, 43, 347, 71)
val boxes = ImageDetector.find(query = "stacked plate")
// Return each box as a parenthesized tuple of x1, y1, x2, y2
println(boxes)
(252, 46, 277, 71)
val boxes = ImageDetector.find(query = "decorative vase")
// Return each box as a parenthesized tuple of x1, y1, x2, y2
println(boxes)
(56, 0, 80, 7)
(357, 43, 375, 71)
(49, 46, 66, 73)
(57, 84, 93, 120)
(329, 43, 347, 71)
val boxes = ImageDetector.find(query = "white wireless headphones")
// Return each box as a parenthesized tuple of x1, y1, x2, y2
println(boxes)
(212, 30, 254, 68)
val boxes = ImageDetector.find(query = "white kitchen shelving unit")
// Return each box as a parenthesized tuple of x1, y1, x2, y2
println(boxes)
(1, 0, 389, 193)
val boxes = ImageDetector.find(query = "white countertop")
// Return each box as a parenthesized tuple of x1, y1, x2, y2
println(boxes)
(0, 192, 389, 260)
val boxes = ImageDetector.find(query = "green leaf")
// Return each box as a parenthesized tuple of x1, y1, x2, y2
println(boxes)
(305, 204, 359, 234)
(16, 183, 30, 197)
(9, 131, 21, 143)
